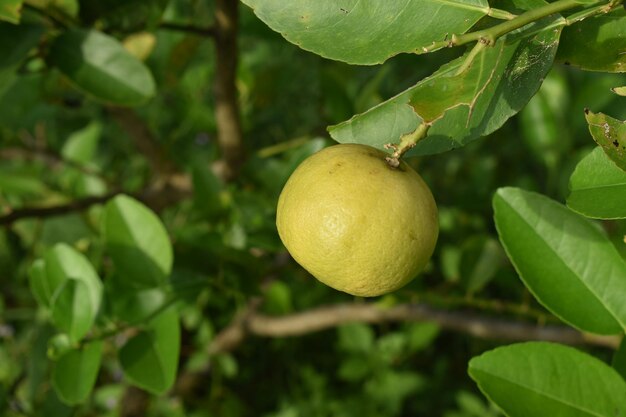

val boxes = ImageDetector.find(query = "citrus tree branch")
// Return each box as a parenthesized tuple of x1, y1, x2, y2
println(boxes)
(208, 302, 620, 355)
(421, 0, 605, 53)
(159, 22, 216, 37)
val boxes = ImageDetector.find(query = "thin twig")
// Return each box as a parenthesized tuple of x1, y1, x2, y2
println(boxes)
(159, 22, 216, 37)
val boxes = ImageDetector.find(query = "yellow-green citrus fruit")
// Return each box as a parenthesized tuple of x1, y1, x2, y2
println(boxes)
(276, 144, 438, 297)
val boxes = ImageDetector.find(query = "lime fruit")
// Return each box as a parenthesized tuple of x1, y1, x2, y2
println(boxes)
(276, 144, 438, 297)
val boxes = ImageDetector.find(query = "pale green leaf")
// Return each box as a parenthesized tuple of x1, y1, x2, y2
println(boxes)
(494, 187, 626, 334)
(585, 110, 626, 172)
(48, 29, 156, 105)
(119, 307, 180, 394)
(469, 342, 626, 417)
(568, 147, 626, 219)
(103, 195, 173, 288)
(613, 86, 626, 96)
(52, 341, 103, 405)
(0, 0, 22, 24)
(61, 121, 102, 164)
(241, 0, 490, 65)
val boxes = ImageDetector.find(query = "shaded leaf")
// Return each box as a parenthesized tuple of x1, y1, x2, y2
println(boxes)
(0, 0, 22, 24)
(103, 195, 173, 288)
(337, 323, 374, 353)
(61, 121, 102, 164)
(79, 0, 169, 31)
(585, 109, 626, 172)
(459, 236, 506, 294)
(29, 259, 50, 308)
(52, 341, 103, 405)
(0, 22, 44, 94)
(469, 342, 626, 417)
(119, 307, 180, 394)
(567, 147, 626, 219)
(241, 0, 490, 65)
(614, 338, 626, 380)
(556, 10, 626, 73)
(493, 187, 626, 334)
(329, 16, 561, 155)
(48, 29, 156, 105)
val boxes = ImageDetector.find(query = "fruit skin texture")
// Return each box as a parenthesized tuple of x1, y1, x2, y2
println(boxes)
(276, 144, 438, 297)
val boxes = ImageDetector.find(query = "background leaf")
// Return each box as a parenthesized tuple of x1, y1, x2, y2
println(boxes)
(119, 307, 180, 394)
(329, 17, 561, 155)
(469, 342, 626, 417)
(0, 22, 43, 95)
(44, 244, 102, 342)
(585, 110, 626, 172)
(614, 338, 626, 380)
(48, 29, 156, 105)
(493, 187, 626, 334)
(613, 86, 626, 96)
(0, 0, 22, 24)
(241, 0, 490, 65)
(567, 146, 626, 219)
(52, 341, 103, 405)
(103, 195, 173, 289)
(556, 10, 626, 73)
(61, 121, 102, 164)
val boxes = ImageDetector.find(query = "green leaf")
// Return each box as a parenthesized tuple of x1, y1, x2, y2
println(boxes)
(613, 86, 626, 96)
(329, 16, 561, 155)
(337, 323, 374, 353)
(108, 284, 168, 324)
(556, 10, 626, 73)
(0, 0, 22, 24)
(78, 0, 169, 31)
(119, 307, 180, 394)
(52, 341, 103, 405)
(61, 121, 102, 164)
(48, 29, 156, 105)
(567, 147, 626, 219)
(493, 187, 626, 334)
(44, 244, 102, 342)
(103, 195, 173, 288)
(0, 22, 44, 94)
(459, 236, 505, 294)
(29, 259, 51, 308)
(241, 0, 490, 65)
(585, 110, 626, 172)
(469, 342, 626, 417)
(614, 338, 626, 380)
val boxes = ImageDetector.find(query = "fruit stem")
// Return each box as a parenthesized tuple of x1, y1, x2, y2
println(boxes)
(384, 122, 431, 167)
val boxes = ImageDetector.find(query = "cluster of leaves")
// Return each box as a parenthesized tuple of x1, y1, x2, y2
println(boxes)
(0, 0, 626, 416)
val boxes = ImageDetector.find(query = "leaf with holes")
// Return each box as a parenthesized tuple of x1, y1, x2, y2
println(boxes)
(241, 0, 492, 65)
(119, 307, 180, 394)
(48, 29, 155, 105)
(585, 110, 626, 172)
(494, 187, 626, 335)
(568, 147, 626, 219)
(329, 11, 562, 155)
(469, 342, 626, 417)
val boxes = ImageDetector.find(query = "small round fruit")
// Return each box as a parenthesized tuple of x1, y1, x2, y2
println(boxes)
(276, 143, 438, 297)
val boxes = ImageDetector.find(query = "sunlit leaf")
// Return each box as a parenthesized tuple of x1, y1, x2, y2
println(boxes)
(0, 0, 22, 24)
(585, 110, 626, 172)
(241, 0, 491, 65)
(48, 29, 156, 105)
(469, 342, 626, 417)
(613, 86, 626, 96)
(494, 187, 626, 334)
(568, 147, 626, 219)
(52, 341, 103, 405)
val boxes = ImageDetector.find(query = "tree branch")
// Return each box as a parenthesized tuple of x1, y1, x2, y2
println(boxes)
(213, 0, 245, 180)
(159, 22, 216, 37)
(209, 302, 620, 355)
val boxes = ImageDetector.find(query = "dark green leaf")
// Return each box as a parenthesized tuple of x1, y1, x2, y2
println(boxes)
(103, 195, 173, 288)
(329, 17, 561, 155)
(48, 29, 156, 105)
(459, 236, 505, 294)
(0, 0, 22, 24)
(0, 22, 44, 94)
(556, 10, 626, 73)
(29, 259, 51, 308)
(567, 147, 626, 219)
(52, 341, 103, 405)
(241, 0, 491, 65)
(493, 187, 626, 334)
(119, 307, 180, 394)
(44, 244, 103, 342)
(337, 323, 374, 353)
(585, 110, 626, 172)
(614, 338, 626, 380)
(469, 342, 626, 417)
(79, 0, 169, 31)
(109, 285, 168, 323)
